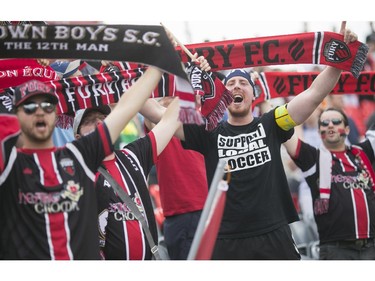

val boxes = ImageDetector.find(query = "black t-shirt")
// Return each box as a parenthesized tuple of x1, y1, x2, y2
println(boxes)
(182, 108, 299, 238)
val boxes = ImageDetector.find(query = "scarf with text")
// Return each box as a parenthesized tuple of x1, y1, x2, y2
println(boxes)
(185, 62, 232, 131)
(1, 64, 229, 130)
(0, 59, 60, 89)
(0, 24, 201, 124)
(0, 25, 370, 130)
(252, 71, 375, 107)
(3, 69, 374, 129)
(177, 31, 368, 78)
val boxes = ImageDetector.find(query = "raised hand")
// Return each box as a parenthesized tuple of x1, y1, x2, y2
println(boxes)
(191, 53, 211, 72)
(339, 21, 358, 44)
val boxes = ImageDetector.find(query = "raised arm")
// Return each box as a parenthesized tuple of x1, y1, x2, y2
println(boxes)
(150, 97, 183, 155)
(141, 98, 186, 141)
(104, 66, 163, 144)
(287, 21, 358, 125)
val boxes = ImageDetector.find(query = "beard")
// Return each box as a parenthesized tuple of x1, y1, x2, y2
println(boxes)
(20, 123, 55, 144)
(228, 104, 251, 118)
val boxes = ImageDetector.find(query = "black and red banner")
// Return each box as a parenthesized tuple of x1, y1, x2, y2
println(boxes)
(0, 24, 187, 80)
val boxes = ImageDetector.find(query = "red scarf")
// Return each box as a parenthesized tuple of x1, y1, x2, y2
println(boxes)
(1, 66, 230, 130)
(178, 31, 368, 78)
(3, 69, 374, 129)
(252, 71, 375, 107)
(0, 59, 59, 90)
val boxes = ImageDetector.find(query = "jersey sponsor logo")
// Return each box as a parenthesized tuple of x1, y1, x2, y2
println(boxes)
(61, 180, 83, 201)
(18, 180, 83, 214)
(60, 158, 75, 176)
(332, 170, 373, 190)
(108, 193, 144, 222)
(217, 123, 271, 172)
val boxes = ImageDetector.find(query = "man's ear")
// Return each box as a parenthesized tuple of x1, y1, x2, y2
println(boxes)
(75, 134, 81, 140)
(344, 126, 350, 136)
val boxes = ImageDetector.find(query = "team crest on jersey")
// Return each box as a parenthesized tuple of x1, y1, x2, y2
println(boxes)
(323, 39, 350, 63)
(61, 180, 83, 202)
(133, 193, 144, 213)
(60, 158, 75, 176)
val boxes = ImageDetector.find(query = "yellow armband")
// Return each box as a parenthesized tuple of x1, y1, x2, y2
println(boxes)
(274, 104, 297, 131)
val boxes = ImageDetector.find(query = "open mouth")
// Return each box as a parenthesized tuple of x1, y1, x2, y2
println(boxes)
(36, 121, 47, 129)
(233, 94, 243, 103)
(327, 130, 336, 136)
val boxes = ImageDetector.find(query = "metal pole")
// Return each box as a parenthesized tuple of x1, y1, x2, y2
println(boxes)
(187, 159, 227, 260)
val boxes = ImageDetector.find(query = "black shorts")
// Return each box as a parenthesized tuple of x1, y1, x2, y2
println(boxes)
(211, 224, 301, 260)
(163, 210, 202, 260)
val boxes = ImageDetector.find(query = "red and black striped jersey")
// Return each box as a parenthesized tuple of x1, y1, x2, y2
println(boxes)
(0, 113, 113, 259)
(293, 137, 375, 243)
(96, 132, 158, 260)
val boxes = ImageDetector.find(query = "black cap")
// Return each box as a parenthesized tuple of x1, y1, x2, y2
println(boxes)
(14, 80, 58, 107)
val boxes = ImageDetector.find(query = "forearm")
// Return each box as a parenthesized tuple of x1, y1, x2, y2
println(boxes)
(309, 66, 342, 101)
(154, 119, 182, 156)
(283, 133, 300, 159)
(139, 98, 166, 124)
(288, 66, 341, 125)
(105, 66, 162, 144)
(151, 97, 182, 155)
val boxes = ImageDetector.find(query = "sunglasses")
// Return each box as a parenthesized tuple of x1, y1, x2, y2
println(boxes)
(319, 118, 343, 127)
(21, 102, 56, 115)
